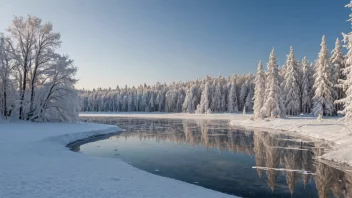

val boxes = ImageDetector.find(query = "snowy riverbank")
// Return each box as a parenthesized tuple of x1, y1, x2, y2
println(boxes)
(0, 121, 233, 198)
(230, 115, 352, 167)
(80, 112, 352, 167)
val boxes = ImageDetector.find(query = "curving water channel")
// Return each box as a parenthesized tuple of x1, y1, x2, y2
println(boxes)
(77, 117, 352, 198)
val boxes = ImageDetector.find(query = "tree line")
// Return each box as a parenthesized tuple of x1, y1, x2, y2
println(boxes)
(79, 36, 343, 118)
(79, 74, 254, 114)
(0, 16, 79, 122)
(80, 1, 352, 121)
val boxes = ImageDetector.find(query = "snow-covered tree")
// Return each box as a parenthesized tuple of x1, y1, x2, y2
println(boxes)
(0, 16, 79, 122)
(312, 36, 335, 116)
(211, 80, 222, 112)
(6, 16, 62, 120)
(29, 21, 61, 118)
(141, 89, 150, 112)
(197, 81, 212, 113)
(183, 84, 198, 113)
(331, 38, 345, 84)
(296, 59, 303, 98)
(0, 34, 16, 118)
(261, 48, 285, 118)
(253, 60, 266, 118)
(156, 90, 164, 112)
(245, 84, 254, 111)
(336, 1, 352, 120)
(227, 81, 238, 113)
(220, 83, 227, 112)
(282, 47, 301, 115)
(301, 57, 313, 114)
(149, 92, 155, 112)
(176, 90, 185, 113)
(239, 79, 249, 110)
(135, 88, 142, 111)
(29, 55, 79, 122)
(127, 92, 134, 112)
(331, 38, 345, 111)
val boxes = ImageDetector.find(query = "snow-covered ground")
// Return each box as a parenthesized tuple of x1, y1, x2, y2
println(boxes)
(80, 112, 352, 167)
(0, 121, 233, 198)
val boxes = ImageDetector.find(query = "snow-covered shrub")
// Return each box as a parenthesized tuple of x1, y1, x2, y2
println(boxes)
(206, 108, 212, 114)
(317, 114, 323, 122)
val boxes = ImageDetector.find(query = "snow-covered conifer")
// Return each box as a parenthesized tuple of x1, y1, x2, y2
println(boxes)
(245, 84, 254, 111)
(253, 60, 266, 118)
(197, 81, 211, 114)
(335, 1, 352, 120)
(183, 84, 197, 113)
(149, 92, 155, 112)
(261, 48, 285, 118)
(283, 47, 300, 115)
(127, 92, 134, 112)
(312, 36, 335, 116)
(211, 81, 222, 112)
(227, 81, 239, 113)
(301, 57, 313, 114)
(220, 84, 227, 112)
(331, 38, 345, 111)
(176, 90, 185, 113)
(239, 80, 248, 110)
(156, 90, 164, 112)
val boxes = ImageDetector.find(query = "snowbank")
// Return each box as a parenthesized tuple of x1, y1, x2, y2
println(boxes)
(80, 112, 352, 167)
(0, 121, 233, 198)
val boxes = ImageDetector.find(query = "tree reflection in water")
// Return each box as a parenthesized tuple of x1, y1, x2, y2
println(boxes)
(82, 117, 352, 198)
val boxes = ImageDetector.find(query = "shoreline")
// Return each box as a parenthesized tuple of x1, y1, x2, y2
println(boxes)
(0, 121, 233, 198)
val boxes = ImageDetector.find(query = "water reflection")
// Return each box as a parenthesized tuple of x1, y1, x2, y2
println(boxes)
(81, 117, 352, 198)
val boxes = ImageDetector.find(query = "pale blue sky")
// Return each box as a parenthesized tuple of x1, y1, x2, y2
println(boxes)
(0, 0, 350, 89)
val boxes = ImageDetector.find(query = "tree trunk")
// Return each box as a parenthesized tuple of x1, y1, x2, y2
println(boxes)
(19, 66, 27, 120)
(3, 82, 7, 117)
(28, 66, 38, 118)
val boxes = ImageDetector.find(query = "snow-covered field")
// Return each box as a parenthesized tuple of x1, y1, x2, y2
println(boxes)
(0, 121, 233, 198)
(81, 112, 352, 167)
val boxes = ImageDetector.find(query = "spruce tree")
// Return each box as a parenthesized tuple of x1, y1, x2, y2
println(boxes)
(261, 48, 285, 118)
(301, 57, 313, 113)
(253, 60, 266, 118)
(283, 47, 301, 115)
(228, 81, 239, 113)
(336, 1, 352, 120)
(212, 80, 222, 112)
(197, 81, 211, 113)
(331, 38, 345, 111)
(312, 36, 335, 116)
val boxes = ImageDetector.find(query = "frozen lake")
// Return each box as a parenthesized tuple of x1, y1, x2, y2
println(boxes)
(77, 117, 352, 198)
